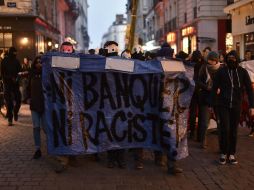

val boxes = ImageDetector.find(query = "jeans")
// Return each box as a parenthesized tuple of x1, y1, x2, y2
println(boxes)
(31, 111, 46, 150)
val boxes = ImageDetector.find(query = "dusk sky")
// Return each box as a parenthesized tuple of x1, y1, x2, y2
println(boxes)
(88, 0, 127, 49)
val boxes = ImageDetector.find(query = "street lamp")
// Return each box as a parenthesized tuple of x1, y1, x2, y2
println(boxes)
(20, 37, 29, 45)
(48, 41, 52, 47)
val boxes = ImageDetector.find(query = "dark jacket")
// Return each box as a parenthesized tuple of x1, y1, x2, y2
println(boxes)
(1, 55, 21, 85)
(210, 66, 254, 108)
(197, 63, 221, 105)
(29, 67, 44, 113)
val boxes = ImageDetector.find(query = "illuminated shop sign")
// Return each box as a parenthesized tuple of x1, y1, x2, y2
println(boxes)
(182, 27, 195, 37)
(167, 32, 176, 43)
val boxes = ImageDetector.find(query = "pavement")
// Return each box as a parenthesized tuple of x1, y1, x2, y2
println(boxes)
(1, 104, 254, 190)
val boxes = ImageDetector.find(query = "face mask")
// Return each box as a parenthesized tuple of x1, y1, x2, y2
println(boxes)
(107, 52, 118, 57)
(61, 45, 74, 53)
(227, 60, 238, 69)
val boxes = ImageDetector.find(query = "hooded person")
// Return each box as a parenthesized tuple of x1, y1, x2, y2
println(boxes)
(154, 42, 184, 175)
(156, 42, 174, 59)
(197, 51, 222, 149)
(210, 50, 254, 165)
(131, 45, 145, 61)
(188, 50, 204, 139)
(1, 47, 22, 126)
(104, 41, 126, 169)
(104, 41, 119, 57)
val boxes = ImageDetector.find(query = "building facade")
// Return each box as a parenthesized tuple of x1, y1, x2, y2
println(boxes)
(0, 0, 81, 60)
(127, 0, 232, 54)
(75, 0, 89, 51)
(157, 0, 232, 54)
(101, 14, 127, 54)
(224, 0, 254, 59)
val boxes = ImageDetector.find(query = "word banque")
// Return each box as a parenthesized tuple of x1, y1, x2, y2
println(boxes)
(42, 53, 194, 160)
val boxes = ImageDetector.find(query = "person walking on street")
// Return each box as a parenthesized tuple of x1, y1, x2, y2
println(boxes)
(1, 47, 21, 126)
(210, 50, 254, 165)
(20, 57, 31, 103)
(28, 56, 46, 159)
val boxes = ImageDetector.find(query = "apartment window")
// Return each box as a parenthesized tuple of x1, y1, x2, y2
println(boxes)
(193, 7, 197, 19)
(227, 0, 234, 5)
(0, 33, 13, 52)
(184, 12, 187, 23)
(0, 0, 4, 6)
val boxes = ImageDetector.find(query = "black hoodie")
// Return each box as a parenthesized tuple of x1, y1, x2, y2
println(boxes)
(1, 47, 21, 85)
(210, 51, 254, 108)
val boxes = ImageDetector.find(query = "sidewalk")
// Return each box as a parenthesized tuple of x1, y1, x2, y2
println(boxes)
(0, 104, 254, 190)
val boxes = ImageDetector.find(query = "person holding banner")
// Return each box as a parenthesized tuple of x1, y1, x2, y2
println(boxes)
(53, 42, 77, 173)
(210, 50, 254, 165)
(104, 41, 126, 169)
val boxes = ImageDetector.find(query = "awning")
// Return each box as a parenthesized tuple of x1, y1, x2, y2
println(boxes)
(224, 0, 253, 13)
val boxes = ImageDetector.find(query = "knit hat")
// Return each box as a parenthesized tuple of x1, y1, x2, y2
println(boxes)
(207, 51, 219, 61)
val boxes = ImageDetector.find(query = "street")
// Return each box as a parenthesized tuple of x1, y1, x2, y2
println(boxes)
(0, 105, 254, 190)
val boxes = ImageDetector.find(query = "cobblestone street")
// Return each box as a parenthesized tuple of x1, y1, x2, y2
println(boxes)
(1, 105, 254, 190)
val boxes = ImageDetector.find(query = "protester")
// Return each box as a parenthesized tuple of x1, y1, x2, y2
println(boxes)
(132, 45, 145, 61)
(188, 50, 204, 140)
(202, 47, 211, 61)
(1, 47, 22, 126)
(27, 56, 45, 159)
(121, 49, 131, 59)
(144, 51, 156, 61)
(219, 52, 225, 65)
(243, 50, 252, 62)
(210, 50, 254, 165)
(20, 57, 31, 103)
(88, 49, 96, 55)
(104, 41, 126, 169)
(155, 42, 183, 175)
(54, 41, 77, 173)
(240, 50, 254, 137)
(197, 51, 221, 149)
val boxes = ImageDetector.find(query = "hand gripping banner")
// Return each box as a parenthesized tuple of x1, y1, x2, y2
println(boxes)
(42, 52, 194, 160)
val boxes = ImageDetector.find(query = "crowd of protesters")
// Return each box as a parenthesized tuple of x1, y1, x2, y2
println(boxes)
(0, 41, 254, 175)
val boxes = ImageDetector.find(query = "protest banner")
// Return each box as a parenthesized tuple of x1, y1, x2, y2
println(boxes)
(42, 53, 194, 160)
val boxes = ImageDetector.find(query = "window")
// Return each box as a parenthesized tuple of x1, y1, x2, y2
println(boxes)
(0, 33, 13, 52)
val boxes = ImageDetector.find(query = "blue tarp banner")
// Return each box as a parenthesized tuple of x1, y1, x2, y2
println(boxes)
(42, 53, 194, 160)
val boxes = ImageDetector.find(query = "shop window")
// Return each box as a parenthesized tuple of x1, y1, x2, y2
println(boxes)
(226, 33, 233, 53)
(0, 33, 12, 51)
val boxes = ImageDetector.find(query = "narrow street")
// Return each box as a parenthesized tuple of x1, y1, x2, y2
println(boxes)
(1, 105, 254, 190)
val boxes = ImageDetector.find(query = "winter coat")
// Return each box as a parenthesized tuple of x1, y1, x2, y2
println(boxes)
(1, 55, 21, 86)
(210, 66, 254, 109)
(29, 68, 44, 113)
(197, 63, 221, 105)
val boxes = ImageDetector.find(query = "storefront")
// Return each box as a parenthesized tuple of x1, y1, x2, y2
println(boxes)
(224, 0, 254, 59)
(0, 16, 60, 61)
(167, 32, 177, 54)
(181, 26, 197, 54)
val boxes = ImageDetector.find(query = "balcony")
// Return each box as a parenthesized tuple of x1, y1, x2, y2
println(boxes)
(227, 0, 234, 5)
(65, 0, 80, 18)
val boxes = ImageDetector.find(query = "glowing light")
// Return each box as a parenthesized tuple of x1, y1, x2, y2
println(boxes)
(20, 37, 29, 45)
